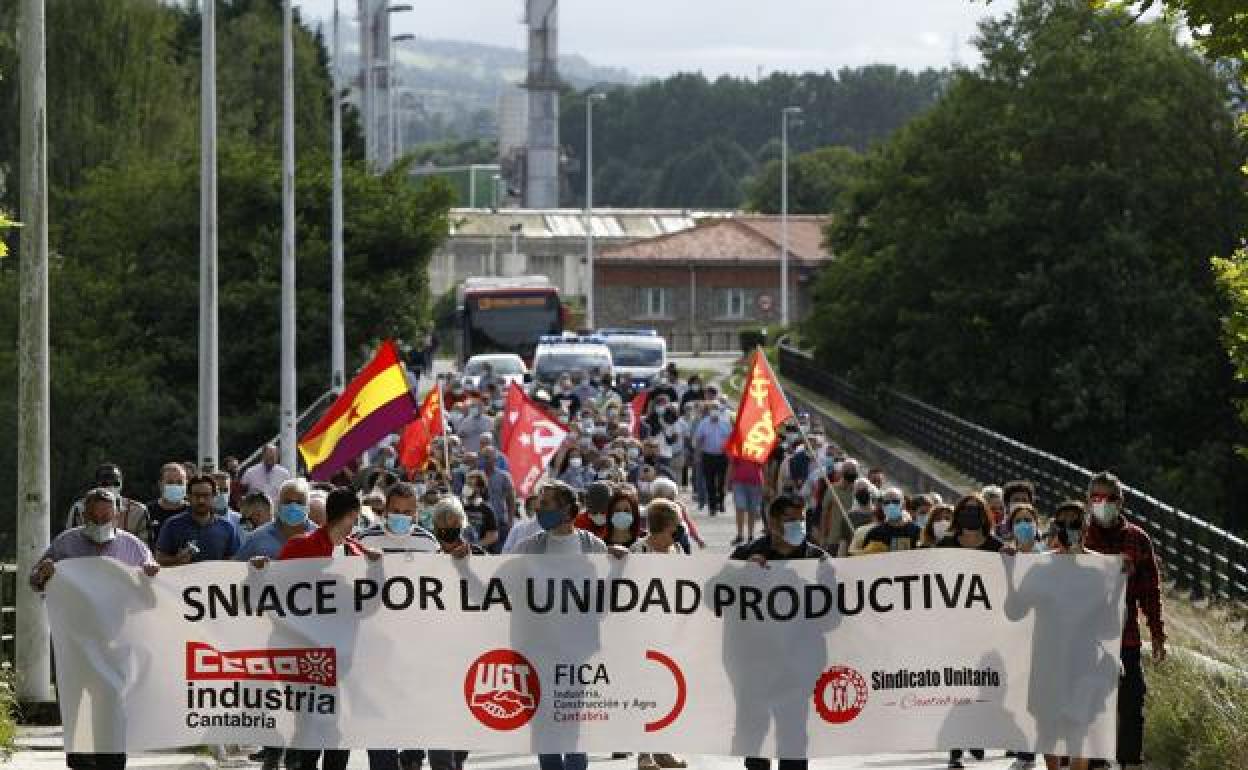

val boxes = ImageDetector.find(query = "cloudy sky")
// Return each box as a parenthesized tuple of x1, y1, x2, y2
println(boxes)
(298, 0, 1003, 77)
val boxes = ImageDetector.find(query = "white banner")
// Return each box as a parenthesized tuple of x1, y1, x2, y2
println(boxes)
(47, 551, 1125, 758)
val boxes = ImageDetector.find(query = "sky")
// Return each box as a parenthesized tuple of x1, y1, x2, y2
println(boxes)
(297, 0, 1002, 78)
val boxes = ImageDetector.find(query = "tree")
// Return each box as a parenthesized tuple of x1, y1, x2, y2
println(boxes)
(744, 146, 863, 215)
(811, 0, 1248, 529)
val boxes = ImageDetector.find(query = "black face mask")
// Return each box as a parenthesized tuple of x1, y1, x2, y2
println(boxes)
(854, 490, 871, 506)
(956, 507, 985, 531)
(843, 471, 859, 484)
(435, 527, 463, 543)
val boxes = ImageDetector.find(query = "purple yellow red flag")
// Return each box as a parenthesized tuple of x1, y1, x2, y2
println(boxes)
(298, 340, 417, 481)
(725, 348, 795, 464)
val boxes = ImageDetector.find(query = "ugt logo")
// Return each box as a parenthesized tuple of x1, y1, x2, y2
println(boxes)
(464, 649, 541, 731)
(185, 642, 337, 686)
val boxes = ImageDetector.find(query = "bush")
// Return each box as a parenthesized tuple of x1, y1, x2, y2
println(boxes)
(0, 671, 15, 757)
(739, 327, 767, 355)
(1144, 653, 1248, 769)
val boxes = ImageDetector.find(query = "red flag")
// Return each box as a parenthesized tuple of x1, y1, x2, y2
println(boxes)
(629, 390, 649, 438)
(397, 386, 446, 473)
(500, 382, 569, 498)
(725, 349, 795, 464)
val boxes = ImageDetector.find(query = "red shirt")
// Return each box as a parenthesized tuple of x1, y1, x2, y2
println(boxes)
(573, 512, 608, 540)
(278, 526, 365, 560)
(1084, 515, 1165, 650)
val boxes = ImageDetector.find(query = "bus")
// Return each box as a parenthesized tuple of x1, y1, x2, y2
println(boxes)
(457, 276, 564, 365)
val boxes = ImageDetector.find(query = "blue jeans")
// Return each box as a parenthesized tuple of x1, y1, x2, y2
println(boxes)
(538, 754, 587, 770)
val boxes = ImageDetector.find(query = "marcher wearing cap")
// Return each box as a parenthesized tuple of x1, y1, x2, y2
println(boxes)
(65, 463, 151, 543)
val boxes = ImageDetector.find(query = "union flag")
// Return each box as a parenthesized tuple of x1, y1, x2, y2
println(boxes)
(397, 385, 447, 473)
(501, 382, 569, 498)
(725, 349, 795, 464)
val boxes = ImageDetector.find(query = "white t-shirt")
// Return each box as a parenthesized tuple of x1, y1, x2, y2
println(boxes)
(240, 462, 292, 502)
(543, 531, 585, 555)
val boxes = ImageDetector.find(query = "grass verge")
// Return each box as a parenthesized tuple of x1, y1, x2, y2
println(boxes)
(1144, 650, 1248, 769)
(0, 670, 16, 758)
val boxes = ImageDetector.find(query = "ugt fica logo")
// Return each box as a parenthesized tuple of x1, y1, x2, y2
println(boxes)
(464, 649, 541, 731)
(185, 642, 337, 686)
(813, 665, 869, 724)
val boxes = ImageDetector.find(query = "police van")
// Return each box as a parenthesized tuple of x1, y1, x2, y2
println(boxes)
(531, 334, 615, 386)
(598, 329, 667, 387)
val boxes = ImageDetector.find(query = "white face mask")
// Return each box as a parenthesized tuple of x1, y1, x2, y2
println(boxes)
(568, 457, 583, 469)
(1091, 501, 1119, 526)
(83, 521, 117, 544)
(931, 521, 951, 541)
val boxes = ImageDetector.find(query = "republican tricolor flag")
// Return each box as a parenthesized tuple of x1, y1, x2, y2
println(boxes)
(298, 340, 418, 481)
(725, 348, 795, 464)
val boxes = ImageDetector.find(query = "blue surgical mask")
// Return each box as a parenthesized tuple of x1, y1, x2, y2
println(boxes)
(387, 513, 413, 535)
(916, 514, 929, 530)
(611, 511, 634, 531)
(538, 507, 566, 531)
(213, 493, 229, 512)
(419, 509, 435, 530)
(782, 520, 806, 547)
(1014, 520, 1037, 544)
(278, 502, 308, 526)
(162, 483, 186, 504)
(884, 502, 904, 522)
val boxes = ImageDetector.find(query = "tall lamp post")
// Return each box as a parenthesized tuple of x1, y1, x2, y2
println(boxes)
(279, 0, 297, 471)
(780, 105, 802, 329)
(331, 0, 345, 392)
(199, 0, 219, 470)
(389, 32, 414, 163)
(584, 92, 605, 330)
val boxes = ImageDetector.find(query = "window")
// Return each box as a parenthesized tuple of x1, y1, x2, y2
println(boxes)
(639, 287, 669, 318)
(717, 288, 748, 319)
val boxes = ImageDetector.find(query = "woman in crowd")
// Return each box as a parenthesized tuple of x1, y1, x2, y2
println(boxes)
(604, 490, 642, 549)
(919, 503, 954, 547)
(556, 446, 593, 490)
(460, 470, 499, 549)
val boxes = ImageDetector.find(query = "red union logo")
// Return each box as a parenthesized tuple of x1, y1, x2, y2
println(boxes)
(464, 649, 541, 731)
(185, 642, 337, 686)
(814, 665, 869, 724)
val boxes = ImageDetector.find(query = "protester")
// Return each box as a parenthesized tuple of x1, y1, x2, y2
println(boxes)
(502, 492, 543, 553)
(650, 477, 706, 552)
(694, 404, 732, 516)
(514, 481, 614, 556)
(30, 487, 160, 770)
(209, 469, 242, 531)
(356, 482, 439, 554)
(460, 470, 500, 549)
(631, 499, 684, 555)
(154, 475, 241, 565)
(861, 486, 921, 553)
(235, 479, 316, 562)
(1082, 472, 1165, 770)
(65, 462, 150, 543)
(239, 490, 274, 533)
(604, 490, 642, 548)
(729, 456, 764, 546)
(146, 461, 190, 543)
(573, 481, 615, 541)
(239, 443, 293, 502)
(919, 504, 954, 548)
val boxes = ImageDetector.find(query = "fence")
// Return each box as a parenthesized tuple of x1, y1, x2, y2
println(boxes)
(778, 341, 1248, 603)
(1, 563, 14, 668)
(666, 330, 742, 355)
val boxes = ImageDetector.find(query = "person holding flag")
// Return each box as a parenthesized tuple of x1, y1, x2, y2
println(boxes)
(397, 383, 449, 476)
(500, 382, 569, 501)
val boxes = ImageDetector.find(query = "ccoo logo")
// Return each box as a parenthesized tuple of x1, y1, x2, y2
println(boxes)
(464, 649, 541, 731)
(185, 642, 337, 686)
(813, 665, 869, 724)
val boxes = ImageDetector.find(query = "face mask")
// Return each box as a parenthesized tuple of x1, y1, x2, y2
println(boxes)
(213, 493, 229, 512)
(590, 512, 607, 527)
(414, 483, 427, 497)
(884, 502, 904, 522)
(162, 483, 186, 504)
(383, 456, 396, 470)
(1013, 520, 1037, 544)
(1091, 501, 1119, 526)
(569, 457, 583, 469)
(436, 527, 462, 543)
(843, 471, 858, 484)
(854, 490, 871, 507)
(419, 509, 435, 530)
(782, 520, 806, 547)
(387, 513, 413, 535)
(468, 407, 480, 418)
(627, 448, 640, 461)
(449, 410, 463, 421)
(638, 481, 653, 495)
(278, 502, 309, 527)
(1063, 525, 1083, 548)
(83, 521, 116, 544)
(916, 514, 929, 530)
(955, 507, 985, 531)
(932, 520, 951, 540)
(538, 507, 566, 531)
(611, 511, 634, 531)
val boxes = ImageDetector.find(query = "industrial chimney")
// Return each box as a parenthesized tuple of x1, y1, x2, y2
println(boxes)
(524, 0, 559, 208)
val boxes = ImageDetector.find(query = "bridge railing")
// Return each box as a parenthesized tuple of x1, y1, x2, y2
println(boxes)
(778, 341, 1248, 603)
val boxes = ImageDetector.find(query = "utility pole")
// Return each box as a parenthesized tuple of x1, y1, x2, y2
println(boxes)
(199, 0, 219, 471)
(17, 0, 53, 703)
(584, 92, 604, 329)
(331, 0, 345, 393)
(780, 106, 801, 329)
(361, 0, 374, 168)
(280, 0, 298, 471)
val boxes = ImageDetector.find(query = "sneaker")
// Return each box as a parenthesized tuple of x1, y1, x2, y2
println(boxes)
(653, 755, 686, 769)
(970, 750, 985, 760)
(1007, 760, 1035, 770)
(637, 755, 659, 770)
(948, 761, 964, 770)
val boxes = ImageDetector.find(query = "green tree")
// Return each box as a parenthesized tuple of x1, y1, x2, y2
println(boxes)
(745, 146, 863, 215)
(811, 0, 1248, 528)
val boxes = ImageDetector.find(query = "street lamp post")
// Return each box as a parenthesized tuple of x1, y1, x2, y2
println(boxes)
(780, 105, 802, 329)
(389, 32, 414, 163)
(279, 0, 297, 471)
(584, 92, 605, 330)
(381, 4, 412, 168)
(331, 0, 345, 392)
(199, 0, 219, 471)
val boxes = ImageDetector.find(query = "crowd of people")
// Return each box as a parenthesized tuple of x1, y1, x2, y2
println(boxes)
(32, 361, 1163, 770)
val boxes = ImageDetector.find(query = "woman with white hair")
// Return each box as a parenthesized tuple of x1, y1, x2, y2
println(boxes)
(648, 477, 705, 553)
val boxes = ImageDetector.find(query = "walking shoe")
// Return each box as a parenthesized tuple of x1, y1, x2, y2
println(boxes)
(730, 535, 744, 545)
(1007, 760, 1035, 770)
(947, 761, 964, 770)
(653, 754, 686, 769)
(612, 753, 631, 760)
(636, 755, 659, 770)
(969, 750, 985, 760)
(250, 750, 269, 763)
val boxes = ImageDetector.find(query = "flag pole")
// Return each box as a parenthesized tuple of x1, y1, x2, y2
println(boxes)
(439, 379, 451, 474)
(748, 341, 848, 546)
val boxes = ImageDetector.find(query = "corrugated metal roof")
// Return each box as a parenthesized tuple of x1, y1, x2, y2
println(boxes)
(446, 208, 734, 239)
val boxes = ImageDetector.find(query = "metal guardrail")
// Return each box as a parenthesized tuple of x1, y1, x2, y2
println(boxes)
(239, 389, 338, 473)
(778, 341, 1248, 603)
(1, 563, 15, 668)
